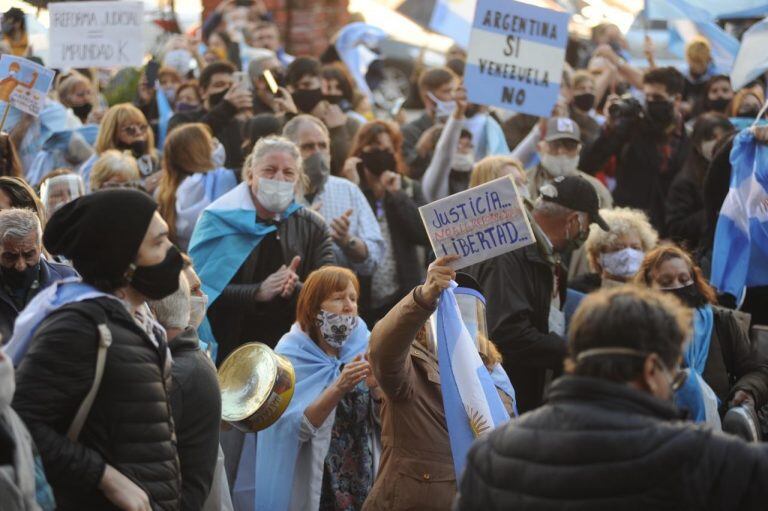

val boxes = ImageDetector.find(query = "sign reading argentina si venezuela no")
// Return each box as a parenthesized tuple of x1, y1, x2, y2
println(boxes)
(464, 0, 571, 117)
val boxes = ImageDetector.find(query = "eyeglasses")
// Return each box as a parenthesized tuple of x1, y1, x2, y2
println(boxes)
(120, 124, 149, 137)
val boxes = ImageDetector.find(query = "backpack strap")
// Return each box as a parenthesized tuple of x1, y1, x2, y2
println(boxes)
(66, 321, 113, 442)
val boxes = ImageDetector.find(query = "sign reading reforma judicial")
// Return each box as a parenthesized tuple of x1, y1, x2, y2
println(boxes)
(464, 0, 570, 117)
(49, 1, 144, 68)
(419, 176, 534, 270)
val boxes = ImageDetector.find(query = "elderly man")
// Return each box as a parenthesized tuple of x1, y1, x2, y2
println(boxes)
(283, 115, 383, 282)
(0, 208, 76, 341)
(149, 263, 222, 511)
(467, 175, 609, 413)
(190, 135, 334, 360)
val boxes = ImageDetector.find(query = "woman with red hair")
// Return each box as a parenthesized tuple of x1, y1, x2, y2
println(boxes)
(344, 120, 429, 324)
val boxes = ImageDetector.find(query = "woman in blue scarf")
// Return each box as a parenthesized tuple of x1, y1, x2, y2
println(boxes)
(236, 266, 381, 511)
(634, 245, 768, 425)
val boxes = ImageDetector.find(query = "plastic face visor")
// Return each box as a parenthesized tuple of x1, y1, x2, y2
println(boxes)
(40, 174, 85, 220)
(423, 287, 489, 357)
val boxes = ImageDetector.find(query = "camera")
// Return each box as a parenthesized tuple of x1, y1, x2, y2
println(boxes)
(608, 95, 643, 121)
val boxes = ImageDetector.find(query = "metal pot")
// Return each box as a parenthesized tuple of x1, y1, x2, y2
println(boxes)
(218, 342, 296, 432)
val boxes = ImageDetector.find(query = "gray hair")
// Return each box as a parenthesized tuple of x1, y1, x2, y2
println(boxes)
(150, 273, 191, 330)
(0, 208, 42, 246)
(532, 197, 576, 219)
(246, 48, 279, 82)
(282, 114, 329, 144)
(242, 135, 303, 181)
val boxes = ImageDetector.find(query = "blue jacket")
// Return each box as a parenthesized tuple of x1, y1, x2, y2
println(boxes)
(0, 258, 78, 343)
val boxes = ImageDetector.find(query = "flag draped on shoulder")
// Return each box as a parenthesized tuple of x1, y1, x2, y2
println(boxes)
(436, 282, 510, 478)
(711, 130, 768, 298)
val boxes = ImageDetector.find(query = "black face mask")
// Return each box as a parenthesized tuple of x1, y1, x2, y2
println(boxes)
(573, 93, 596, 112)
(292, 88, 324, 113)
(208, 89, 228, 108)
(708, 97, 730, 113)
(1, 264, 38, 290)
(72, 103, 93, 121)
(663, 284, 707, 309)
(303, 152, 330, 192)
(117, 139, 147, 158)
(645, 99, 675, 127)
(129, 246, 183, 300)
(360, 149, 397, 177)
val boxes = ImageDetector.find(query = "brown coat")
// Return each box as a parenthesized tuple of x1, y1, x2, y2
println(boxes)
(364, 288, 456, 511)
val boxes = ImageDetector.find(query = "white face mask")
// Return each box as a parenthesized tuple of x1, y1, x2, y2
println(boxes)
(256, 177, 295, 213)
(599, 247, 645, 278)
(451, 152, 474, 172)
(700, 139, 717, 162)
(541, 153, 579, 178)
(316, 310, 358, 349)
(211, 140, 226, 168)
(427, 91, 456, 119)
(189, 293, 208, 329)
(0, 354, 15, 411)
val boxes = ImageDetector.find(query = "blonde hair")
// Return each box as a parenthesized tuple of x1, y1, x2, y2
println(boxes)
(572, 70, 594, 90)
(56, 73, 91, 107)
(585, 207, 658, 273)
(90, 150, 140, 191)
(158, 123, 214, 242)
(685, 37, 711, 66)
(95, 103, 155, 155)
(469, 155, 525, 188)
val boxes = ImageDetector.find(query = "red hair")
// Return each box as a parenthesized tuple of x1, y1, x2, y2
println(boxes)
(296, 266, 360, 342)
(348, 120, 406, 176)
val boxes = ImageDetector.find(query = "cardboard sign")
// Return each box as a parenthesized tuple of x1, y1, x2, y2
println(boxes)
(419, 176, 534, 270)
(0, 55, 55, 117)
(463, 0, 570, 117)
(49, 1, 144, 68)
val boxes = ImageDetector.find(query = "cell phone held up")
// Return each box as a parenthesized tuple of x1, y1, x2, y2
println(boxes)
(263, 69, 279, 95)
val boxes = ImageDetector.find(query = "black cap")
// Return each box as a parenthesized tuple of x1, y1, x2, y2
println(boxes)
(3, 8, 24, 22)
(44, 189, 158, 288)
(539, 176, 609, 231)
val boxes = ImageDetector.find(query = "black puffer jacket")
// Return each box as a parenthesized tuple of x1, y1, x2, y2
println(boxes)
(456, 376, 768, 511)
(13, 297, 180, 511)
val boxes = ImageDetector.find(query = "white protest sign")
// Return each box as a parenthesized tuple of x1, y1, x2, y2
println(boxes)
(0, 55, 56, 117)
(419, 176, 534, 270)
(463, 0, 570, 117)
(49, 1, 144, 68)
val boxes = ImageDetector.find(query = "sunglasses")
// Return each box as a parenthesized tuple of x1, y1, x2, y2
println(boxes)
(120, 124, 149, 137)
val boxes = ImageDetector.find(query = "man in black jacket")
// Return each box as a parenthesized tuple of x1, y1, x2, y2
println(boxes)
(12, 190, 184, 511)
(456, 286, 768, 510)
(168, 60, 252, 171)
(581, 66, 688, 235)
(149, 264, 221, 511)
(466, 176, 608, 413)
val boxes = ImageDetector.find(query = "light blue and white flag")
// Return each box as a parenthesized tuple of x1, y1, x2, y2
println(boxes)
(334, 22, 387, 101)
(711, 130, 768, 299)
(436, 282, 510, 478)
(155, 79, 173, 150)
(430, 0, 476, 48)
(730, 18, 768, 91)
(646, 0, 768, 20)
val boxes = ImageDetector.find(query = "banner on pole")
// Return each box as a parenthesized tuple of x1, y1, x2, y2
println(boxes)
(0, 55, 55, 117)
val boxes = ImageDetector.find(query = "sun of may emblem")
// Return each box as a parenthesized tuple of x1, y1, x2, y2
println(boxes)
(467, 406, 491, 438)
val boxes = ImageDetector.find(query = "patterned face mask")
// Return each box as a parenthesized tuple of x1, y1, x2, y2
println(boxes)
(316, 310, 358, 349)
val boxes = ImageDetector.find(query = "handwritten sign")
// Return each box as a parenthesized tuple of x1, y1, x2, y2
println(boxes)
(49, 1, 144, 68)
(463, 0, 570, 117)
(419, 176, 534, 269)
(0, 55, 55, 117)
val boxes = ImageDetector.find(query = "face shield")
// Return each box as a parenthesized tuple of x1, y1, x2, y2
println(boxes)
(40, 174, 84, 220)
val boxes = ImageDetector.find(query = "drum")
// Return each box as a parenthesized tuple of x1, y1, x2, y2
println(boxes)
(218, 342, 296, 432)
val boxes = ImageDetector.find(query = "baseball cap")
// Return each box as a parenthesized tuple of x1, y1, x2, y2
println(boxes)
(539, 176, 609, 231)
(545, 117, 581, 143)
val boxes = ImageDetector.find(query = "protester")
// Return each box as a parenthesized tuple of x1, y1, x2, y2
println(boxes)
(168, 61, 252, 170)
(56, 73, 97, 124)
(0, 132, 23, 179)
(682, 37, 719, 111)
(692, 74, 733, 117)
(0, 177, 45, 226)
(456, 285, 768, 510)
(467, 176, 609, 412)
(1, 8, 28, 57)
(11, 189, 183, 510)
(666, 113, 734, 251)
(246, 50, 292, 116)
(634, 245, 768, 419)
(39, 173, 84, 220)
(346, 120, 428, 324)
(572, 207, 658, 293)
(569, 70, 608, 149)
(468, 155, 527, 194)
(156, 123, 237, 251)
(250, 20, 294, 66)
(582, 67, 687, 234)
(89, 149, 142, 191)
(149, 268, 221, 511)
(79, 103, 160, 192)
(321, 62, 367, 124)
(243, 266, 377, 511)
(190, 135, 334, 360)
(365, 257, 515, 511)
(242, 112, 282, 155)
(0, 208, 76, 342)
(136, 66, 183, 138)
(174, 81, 203, 113)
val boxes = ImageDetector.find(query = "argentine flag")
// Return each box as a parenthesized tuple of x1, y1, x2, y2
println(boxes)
(155, 79, 173, 150)
(436, 282, 510, 478)
(711, 130, 768, 299)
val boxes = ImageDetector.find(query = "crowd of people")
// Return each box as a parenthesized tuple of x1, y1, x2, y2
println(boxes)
(2, 2, 768, 510)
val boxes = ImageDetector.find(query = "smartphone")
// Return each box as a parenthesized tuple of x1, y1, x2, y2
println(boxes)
(145, 60, 160, 86)
(263, 69, 279, 95)
(233, 71, 252, 91)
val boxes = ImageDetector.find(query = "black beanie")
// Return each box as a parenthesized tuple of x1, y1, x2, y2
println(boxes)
(43, 189, 158, 289)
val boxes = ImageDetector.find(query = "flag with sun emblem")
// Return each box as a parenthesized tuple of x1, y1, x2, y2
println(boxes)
(436, 282, 510, 478)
